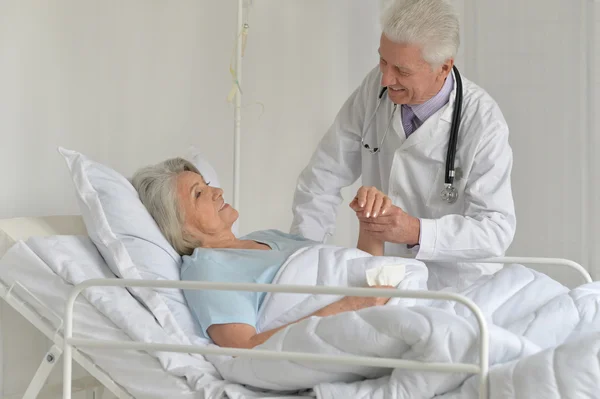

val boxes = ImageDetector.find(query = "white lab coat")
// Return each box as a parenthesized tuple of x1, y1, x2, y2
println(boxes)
(291, 66, 516, 290)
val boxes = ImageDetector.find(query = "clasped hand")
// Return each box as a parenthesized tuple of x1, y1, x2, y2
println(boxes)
(349, 186, 421, 246)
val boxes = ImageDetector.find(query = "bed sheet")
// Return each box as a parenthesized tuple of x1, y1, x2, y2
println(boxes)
(0, 235, 316, 399)
(0, 236, 218, 399)
(3, 235, 599, 399)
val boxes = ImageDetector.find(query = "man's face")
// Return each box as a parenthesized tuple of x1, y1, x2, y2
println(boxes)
(378, 34, 452, 105)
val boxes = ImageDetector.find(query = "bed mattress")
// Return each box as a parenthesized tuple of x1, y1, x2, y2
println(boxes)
(0, 236, 208, 399)
(0, 216, 313, 399)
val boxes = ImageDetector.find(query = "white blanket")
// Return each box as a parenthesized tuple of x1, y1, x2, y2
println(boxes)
(5, 236, 234, 397)
(7, 237, 600, 399)
(211, 245, 600, 399)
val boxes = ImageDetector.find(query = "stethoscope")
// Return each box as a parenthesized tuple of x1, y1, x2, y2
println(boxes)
(361, 65, 463, 204)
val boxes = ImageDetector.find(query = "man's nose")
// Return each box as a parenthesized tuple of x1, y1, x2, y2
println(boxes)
(380, 65, 397, 88)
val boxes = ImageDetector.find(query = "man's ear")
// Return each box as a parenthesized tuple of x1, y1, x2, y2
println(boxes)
(439, 58, 454, 78)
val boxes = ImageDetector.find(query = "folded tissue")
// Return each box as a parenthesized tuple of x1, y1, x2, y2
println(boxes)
(365, 264, 406, 287)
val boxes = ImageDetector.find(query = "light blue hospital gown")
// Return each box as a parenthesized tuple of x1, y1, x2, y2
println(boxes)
(180, 229, 316, 338)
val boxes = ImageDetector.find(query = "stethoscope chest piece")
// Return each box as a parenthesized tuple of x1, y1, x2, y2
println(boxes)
(441, 184, 459, 204)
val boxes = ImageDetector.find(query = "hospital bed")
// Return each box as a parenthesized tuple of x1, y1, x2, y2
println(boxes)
(0, 216, 178, 399)
(0, 215, 593, 399)
(1, 2, 596, 397)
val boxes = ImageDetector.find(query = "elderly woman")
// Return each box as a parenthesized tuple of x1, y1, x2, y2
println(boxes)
(132, 158, 393, 349)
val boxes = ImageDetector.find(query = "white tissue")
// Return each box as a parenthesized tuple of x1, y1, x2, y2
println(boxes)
(365, 264, 406, 287)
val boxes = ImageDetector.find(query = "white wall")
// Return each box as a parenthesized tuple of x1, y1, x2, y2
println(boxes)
(234, 0, 382, 247)
(0, 1, 596, 291)
(0, 0, 381, 396)
(593, 1, 600, 283)
(0, 0, 382, 248)
(1, 2, 596, 270)
(0, 0, 237, 219)
(460, 0, 600, 284)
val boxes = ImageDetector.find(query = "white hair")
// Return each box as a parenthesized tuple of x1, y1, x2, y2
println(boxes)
(132, 157, 202, 256)
(381, 0, 460, 68)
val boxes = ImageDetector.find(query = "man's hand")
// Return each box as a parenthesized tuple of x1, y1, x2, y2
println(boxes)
(350, 186, 421, 250)
(359, 205, 421, 246)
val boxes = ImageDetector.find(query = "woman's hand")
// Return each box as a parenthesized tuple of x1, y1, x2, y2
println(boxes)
(330, 285, 395, 313)
(350, 186, 392, 219)
(351, 186, 391, 256)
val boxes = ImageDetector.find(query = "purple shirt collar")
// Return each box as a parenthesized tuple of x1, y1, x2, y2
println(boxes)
(406, 71, 454, 124)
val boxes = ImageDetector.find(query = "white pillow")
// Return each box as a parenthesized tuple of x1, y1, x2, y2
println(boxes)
(58, 147, 221, 346)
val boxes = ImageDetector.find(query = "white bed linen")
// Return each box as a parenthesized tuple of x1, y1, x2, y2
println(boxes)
(4, 235, 600, 399)
(1, 234, 320, 399)
(0, 235, 428, 399)
(213, 245, 600, 398)
(0, 236, 219, 399)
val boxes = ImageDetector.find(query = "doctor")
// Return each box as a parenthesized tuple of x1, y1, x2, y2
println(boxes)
(290, 0, 516, 290)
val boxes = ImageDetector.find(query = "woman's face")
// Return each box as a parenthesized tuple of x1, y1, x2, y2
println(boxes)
(176, 171, 238, 243)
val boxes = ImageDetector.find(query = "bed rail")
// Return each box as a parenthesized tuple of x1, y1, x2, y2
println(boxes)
(479, 256, 592, 283)
(62, 279, 490, 399)
(0, 280, 133, 399)
(60, 256, 594, 399)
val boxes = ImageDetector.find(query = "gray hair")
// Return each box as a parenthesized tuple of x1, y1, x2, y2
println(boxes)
(132, 157, 202, 256)
(381, 0, 460, 68)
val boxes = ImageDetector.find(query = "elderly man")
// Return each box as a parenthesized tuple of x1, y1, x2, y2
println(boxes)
(290, 0, 516, 290)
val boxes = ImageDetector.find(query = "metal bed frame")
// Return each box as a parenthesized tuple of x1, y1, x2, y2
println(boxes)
(48, 256, 589, 399)
(0, 280, 125, 399)
(0, 252, 592, 398)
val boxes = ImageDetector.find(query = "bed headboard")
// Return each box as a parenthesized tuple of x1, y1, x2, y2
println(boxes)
(0, 215, 86, 258)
